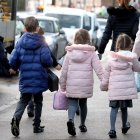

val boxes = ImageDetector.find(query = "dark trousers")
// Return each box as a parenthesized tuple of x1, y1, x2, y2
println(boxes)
(14, 93, 43, 127)
(27, 96, 34, 113)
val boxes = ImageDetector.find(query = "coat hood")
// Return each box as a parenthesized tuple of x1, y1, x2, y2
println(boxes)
(18, 32, 45, 50)
(65, 44, 95, 63)
(109, 51, 137, 70)
(107, 6, 137, 18)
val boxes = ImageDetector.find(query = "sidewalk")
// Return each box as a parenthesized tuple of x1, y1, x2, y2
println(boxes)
(0, 76, 19, 111)
(0, 72, 140, 140)
(1, 42, 140, 139)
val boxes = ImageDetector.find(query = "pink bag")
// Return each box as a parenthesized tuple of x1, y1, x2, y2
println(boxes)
(53, 90, 68, 110)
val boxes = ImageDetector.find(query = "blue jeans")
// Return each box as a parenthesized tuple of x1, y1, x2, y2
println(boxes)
(68, 98, 87, 125)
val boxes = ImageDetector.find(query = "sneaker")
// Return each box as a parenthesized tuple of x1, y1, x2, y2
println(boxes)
(79, 125, 87, 132)
(27, 111, 34, 118)
(122, 122, 131, 134)
(11, 117, 20, 137)
(67, 120, 76, 136)
(33, 126, 45, 133)
(108, 130, 117, 138)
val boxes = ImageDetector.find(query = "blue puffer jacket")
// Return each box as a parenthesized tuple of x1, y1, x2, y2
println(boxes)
(10, 32, 53, 94)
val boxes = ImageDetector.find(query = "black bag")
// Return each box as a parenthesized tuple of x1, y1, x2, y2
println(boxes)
(48, 69, 59, 92)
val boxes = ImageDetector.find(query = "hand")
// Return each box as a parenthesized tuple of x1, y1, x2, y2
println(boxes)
(98, 53, 102, 60)
(9, 68, 16, 75)
(100, 84, 108, 91)
(55, 64, 62, 70)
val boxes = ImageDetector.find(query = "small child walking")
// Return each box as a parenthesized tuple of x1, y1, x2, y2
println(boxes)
(10, 16, 53, 137)
(100, 33, 140, 138)
(59, 29, 103, 136)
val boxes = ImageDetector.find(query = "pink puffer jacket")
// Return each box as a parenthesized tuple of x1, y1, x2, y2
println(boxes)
(101, 51, 140, 101)
(59, 44, 103, 98)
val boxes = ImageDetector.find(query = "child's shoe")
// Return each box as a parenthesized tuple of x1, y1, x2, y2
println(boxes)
(79, 125, 87, 132)
(67, 120, 76, 136)
(33, 126, 44, 133)
(108, 130, 117, 138)
(122, 122, 130, 134)
(11, 117, 20, 137)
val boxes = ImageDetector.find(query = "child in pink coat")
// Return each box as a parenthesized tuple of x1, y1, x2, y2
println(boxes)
(100, 33, 140, 139)
(59, 29, 103, 136)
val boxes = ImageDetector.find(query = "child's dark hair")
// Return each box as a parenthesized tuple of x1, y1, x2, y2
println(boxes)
(115, 33, 133, 51)
(74, 29, 91, 45)
(24, 16, 39, 32)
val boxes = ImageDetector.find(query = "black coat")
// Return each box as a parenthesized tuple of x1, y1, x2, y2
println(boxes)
(0, 37, 10, 77)
(98, 6, 139, 54)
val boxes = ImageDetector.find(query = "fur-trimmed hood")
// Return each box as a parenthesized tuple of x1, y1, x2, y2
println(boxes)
(66, 44, 95, 51)
(110, 51, 137, 61)
(109, 51, 138, 70)
(65, 44, 95, 63)
(107, 6, 137, 17)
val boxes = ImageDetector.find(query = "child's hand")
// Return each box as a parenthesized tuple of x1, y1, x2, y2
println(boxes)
(55, 64, 62, 70)
(9, 68, 16, 75)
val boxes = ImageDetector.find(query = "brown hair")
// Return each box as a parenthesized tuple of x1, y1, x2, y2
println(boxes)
(115, 33, 133, 51)
(38, 27, 44, 35)
(24, 16, 39, 32)
(74, 29, 91, 45)
(117, 0, 131, 9)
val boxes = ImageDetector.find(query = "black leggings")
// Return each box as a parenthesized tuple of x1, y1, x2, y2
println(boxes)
(68, 98, 87, 125)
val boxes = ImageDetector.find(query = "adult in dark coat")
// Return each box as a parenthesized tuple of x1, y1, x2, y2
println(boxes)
(98, 0, 139, 55)
(0, 36, 13, 77)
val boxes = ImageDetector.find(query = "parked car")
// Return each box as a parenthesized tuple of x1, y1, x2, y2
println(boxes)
(97, 17, 107, 33)
(15, 17, 25, 43)
(45, 7, 91, 44)
(17, 13, 68, 60)
(87, 12, 103, 49)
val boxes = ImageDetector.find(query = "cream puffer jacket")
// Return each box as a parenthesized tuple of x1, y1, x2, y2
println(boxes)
(101, 51, 140, 101)
(59, 44, 103, 98)
(133, 23, 140, 58)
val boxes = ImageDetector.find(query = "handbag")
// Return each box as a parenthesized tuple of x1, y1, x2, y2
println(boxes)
(135, 72, 140, 92)
(48, 69, 59, 92)
(53, 90, 68, 110)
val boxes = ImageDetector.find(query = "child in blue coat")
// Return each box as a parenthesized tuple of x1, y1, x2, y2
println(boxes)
(10, 16, 53, 137)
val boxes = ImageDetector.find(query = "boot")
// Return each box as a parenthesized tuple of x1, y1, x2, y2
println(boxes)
(67, 120, 76, 136)
(33, 126, 44, 133)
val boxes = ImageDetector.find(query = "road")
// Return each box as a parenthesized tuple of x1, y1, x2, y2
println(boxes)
(0, 40, 140, 140)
